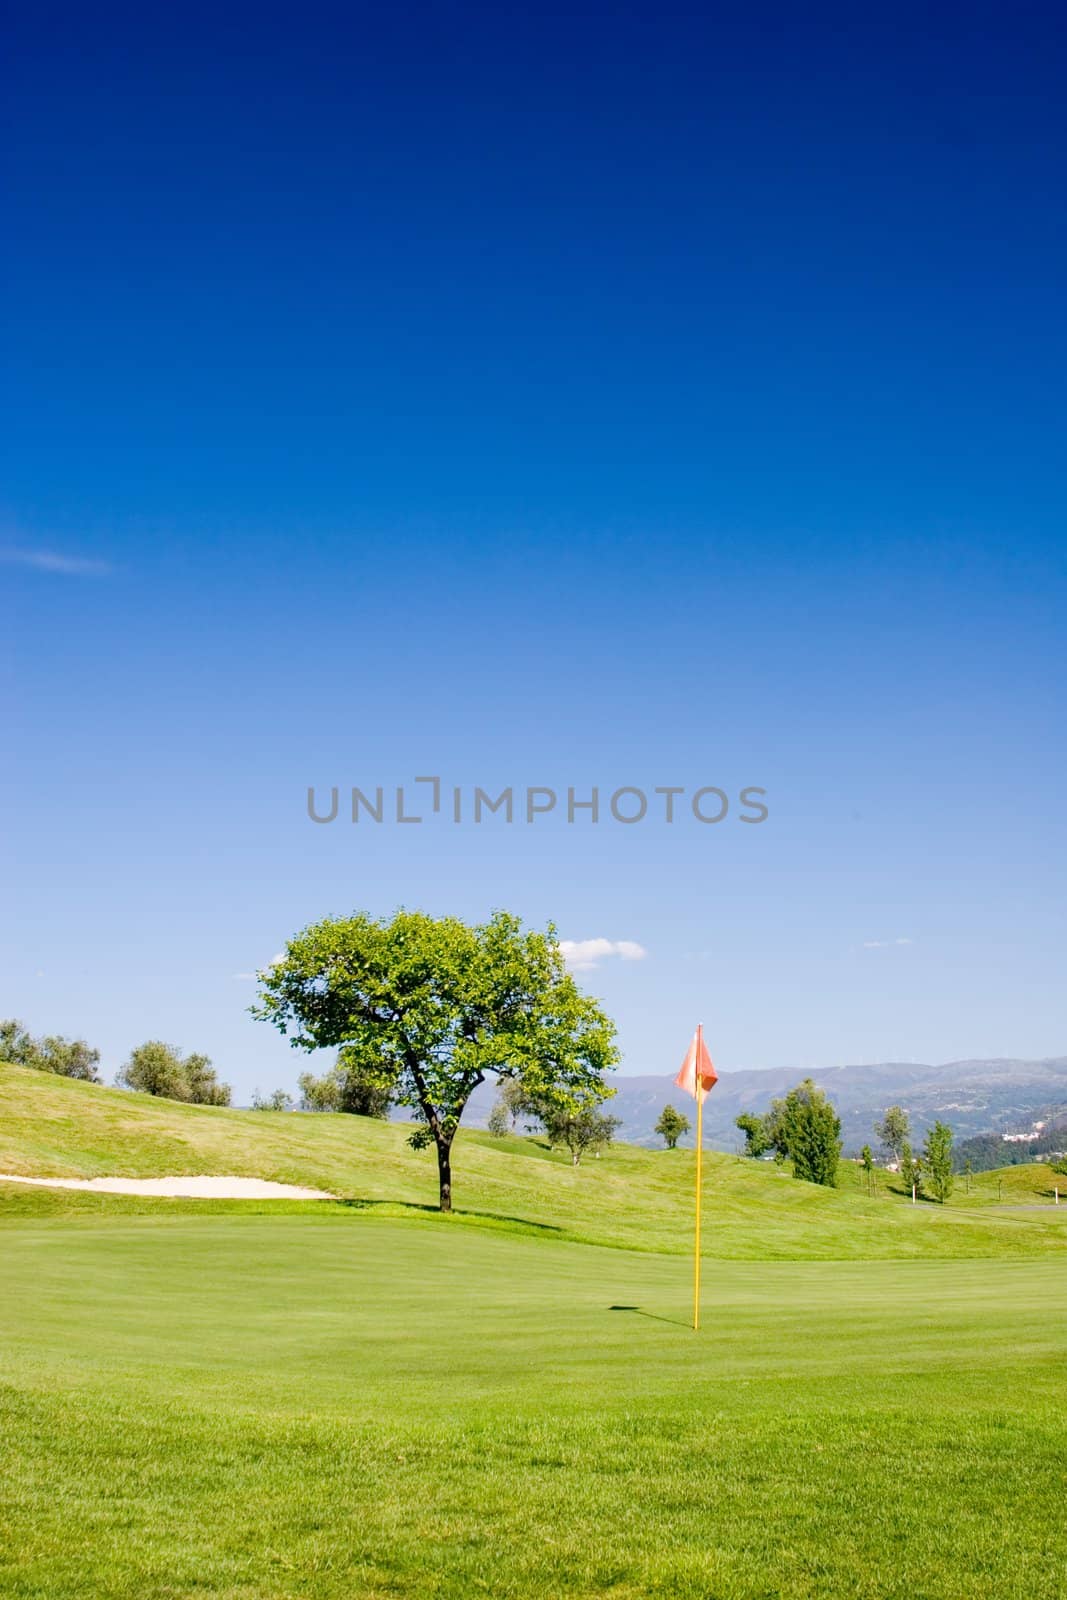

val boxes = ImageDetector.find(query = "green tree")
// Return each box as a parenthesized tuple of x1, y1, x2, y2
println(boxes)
(736, 1110, 772, 1157)
(900, 1142, 923, 1200)
(500, 1077, 534, 1130)
(297, 1049, 393, 1117)
(298, 1068, 342, 1111)
(118, 1041, 231, 1105)
(336, 1046, 394, 1117)
(183, 1051, 231, 1106)
(487, 1080, 538, 1137)
(0, 1018, 101, 1081)
(875, 1105, 910, 1163)
(539, 1105, 621, 1166)
(770, 1079, 842, 1186)
(254, 909, 618, 1211)
(923, 1120, 954, 1204)
(487, 1100, 510, 1137)
(0, 1019, 30, 1064)
(654, 1104, 690, 1149)
(252, 1088, 294, 1111)
(860, 1143, 875, 1196)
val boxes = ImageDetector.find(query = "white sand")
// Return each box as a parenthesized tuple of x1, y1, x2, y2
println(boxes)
(0, 1173, 335, 1199)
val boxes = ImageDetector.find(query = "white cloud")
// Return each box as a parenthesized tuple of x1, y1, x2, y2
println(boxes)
(0, 546, 112, 576)
(232, 953, 284, 980)
(559, 938, 648, 971)
(862, 937, 913, 950)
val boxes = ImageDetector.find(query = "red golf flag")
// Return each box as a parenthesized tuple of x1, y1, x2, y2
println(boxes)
(674, 1024, 718, 1103)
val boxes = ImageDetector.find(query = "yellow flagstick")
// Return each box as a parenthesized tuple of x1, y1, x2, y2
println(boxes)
(693, 1023, 704, 1332)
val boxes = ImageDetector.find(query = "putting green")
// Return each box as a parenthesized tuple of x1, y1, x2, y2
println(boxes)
(1, 1214, 1064, 1599)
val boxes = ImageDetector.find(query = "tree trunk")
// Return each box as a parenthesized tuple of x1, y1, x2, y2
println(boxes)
(437, 1137, 454, 1212)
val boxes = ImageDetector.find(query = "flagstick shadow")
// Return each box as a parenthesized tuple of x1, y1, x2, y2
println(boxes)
(609, 1305, 692, 1329)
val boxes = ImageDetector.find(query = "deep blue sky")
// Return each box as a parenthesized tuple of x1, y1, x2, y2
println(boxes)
(3, 4, 1065, 1100)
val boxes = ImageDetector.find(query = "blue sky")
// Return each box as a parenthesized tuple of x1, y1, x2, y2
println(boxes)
(3, 4, 1065, 1100)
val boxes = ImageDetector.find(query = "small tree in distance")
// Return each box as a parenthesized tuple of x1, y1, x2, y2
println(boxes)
(252, 1088, 294, 1112)
(734, 1082, 841, 1186)
(923, 1120, 954, 1204)
(771, 1080, 841, 1186)
(488, 1078, 534, 1137)
(860, 1143, 875, 1196)
(900, 1142, 923, 1201)
(299, 1049, 394, 1118)
(118, 1042, 231, 1105)
(876, 1106, 910, 1165)
(540, 1106, 621, 1166)
(487, 1100, 510, 1137)
(655, 1105, 690, 1149)
(736, 1111, 772, 1157)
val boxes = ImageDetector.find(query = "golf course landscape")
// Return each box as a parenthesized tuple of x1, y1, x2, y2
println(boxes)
(2, 1062, 1065, 1599)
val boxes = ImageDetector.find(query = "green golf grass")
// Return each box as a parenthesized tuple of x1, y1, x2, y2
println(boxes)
(2, 1217, 1065, 1599)
(1, 1066, 1065, 1597)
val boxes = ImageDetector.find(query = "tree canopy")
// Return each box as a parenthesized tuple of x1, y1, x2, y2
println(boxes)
(875, 1106, 910, 1162)
(299, 1048, 394, 1117)
(654, 1105, 690, 1149)
(1, 1018, 101, 1081)
(900, 1142, 923, 1198)
(771, 1080, 841, 1185)
(487, 1077, 534, 1136)
(736, 1080, 841, 1186)
(543, 1106, 620, 1165)
(254, 909, 618, 1210)
(736, 1110, 773, 1158)
(117, 1041, 231, 1105)
(922, 1121, 954, 1204)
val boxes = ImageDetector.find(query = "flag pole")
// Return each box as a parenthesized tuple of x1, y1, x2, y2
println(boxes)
(693, 1023, 703, 1331)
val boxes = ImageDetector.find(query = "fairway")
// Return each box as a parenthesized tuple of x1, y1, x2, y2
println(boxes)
(2, 1213, 1065, 1599)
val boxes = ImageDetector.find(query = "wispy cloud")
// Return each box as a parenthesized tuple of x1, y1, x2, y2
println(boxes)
(559, 937, 647, 971)
(862, 937, 913, 949)
(0, 546, 112, 576)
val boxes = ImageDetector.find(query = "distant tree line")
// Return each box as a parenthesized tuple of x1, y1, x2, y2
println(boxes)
(951, 1116, 1067, 1175)
(2, 1019, 232, 1106)
(1, 1019, 101, 1081)
(731, 1086, 960, 1202)
(116, 1041, 231, 1105)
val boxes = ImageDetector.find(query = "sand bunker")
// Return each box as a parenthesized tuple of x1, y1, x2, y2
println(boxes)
(0, 1173, 335, 1200)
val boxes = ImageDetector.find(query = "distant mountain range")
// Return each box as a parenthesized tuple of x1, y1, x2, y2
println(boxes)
(459, 1056, 1067, 1152)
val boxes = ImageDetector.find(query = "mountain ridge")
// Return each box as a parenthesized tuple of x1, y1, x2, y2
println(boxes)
(461, 1055, 1067, 1150)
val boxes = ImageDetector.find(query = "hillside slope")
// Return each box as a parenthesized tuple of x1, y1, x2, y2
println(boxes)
(1, 1063, 1064, 1259)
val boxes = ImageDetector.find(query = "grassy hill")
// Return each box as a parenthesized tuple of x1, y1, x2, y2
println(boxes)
(2, 1062, 1064, 1258)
